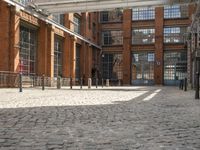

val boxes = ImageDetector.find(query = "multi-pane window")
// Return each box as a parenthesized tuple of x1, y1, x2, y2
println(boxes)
(102, 53, 123, 80)
(54, 36, 63, 77)
(75, 45, 81, 79)
(102, 31, 123, 46)
(132, 28, 155, 44)
(15, 0, 32, 5)
(20, 26, 37, 76)
(132, 7, 155, 20)
(100, 10, 123, 23)
(132, 52, 154, 83)
(164, 51, 187, 85)
(52, 14, 64, 25)
(164, 27, 187, 43)
(73, 16, 81, 34)
(164, 5, 188, 19)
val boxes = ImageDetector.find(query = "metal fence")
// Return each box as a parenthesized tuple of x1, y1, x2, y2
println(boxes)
(0, 72, 19, 88)
(0, 71, 123, 89)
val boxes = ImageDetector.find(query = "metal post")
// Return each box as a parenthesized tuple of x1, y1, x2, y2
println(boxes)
(195, 72, 199, 99)
(181, 80, 184, 90)
(57, 76, 61, 89)
(42, 74, 45, 91)
(96, 78, 98, 88)
(80, 77, 83, 89)
(102, 78, 104, 88)
(179, 80, 181, 90)
(19, 73, 22, 92)
(70, 77, 73, 89)
(184, 77, 187, 91)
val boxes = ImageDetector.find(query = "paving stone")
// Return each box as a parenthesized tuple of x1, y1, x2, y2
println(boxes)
(0, 86, 200, 149)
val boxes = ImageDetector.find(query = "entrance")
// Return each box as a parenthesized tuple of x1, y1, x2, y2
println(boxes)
(131, 52, 155, 85)
(164, 51, 187, 86)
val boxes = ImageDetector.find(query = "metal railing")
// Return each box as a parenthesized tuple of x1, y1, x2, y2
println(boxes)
(0, 71, 19, 88)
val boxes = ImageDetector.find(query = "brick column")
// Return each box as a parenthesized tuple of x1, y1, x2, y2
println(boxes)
(46, 25, 54, 77)
(85, 44, 92, 79)
(9, 6, 20, 73)
(155, 7, 164, 85)
(70, 36, 76, 80)
(37, 21, 47, 76)
(122, 9, 132, 85)
(0, 1, 12, 71)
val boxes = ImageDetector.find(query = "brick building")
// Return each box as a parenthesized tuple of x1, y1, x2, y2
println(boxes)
(0, 0, 197, 86)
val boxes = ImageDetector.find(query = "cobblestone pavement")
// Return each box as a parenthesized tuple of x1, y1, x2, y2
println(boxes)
(0, 86, 200, 150)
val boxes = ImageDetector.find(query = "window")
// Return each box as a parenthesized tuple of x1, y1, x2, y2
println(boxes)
(102, 31, 123, 46)
(132, 7, 155, 20)
(164, 51, 187, 85)
(102, 53, 123, 80)
(75, 45, 81, 79)
(54, 36, 63, 77)
(164, 5, 188, 19)
(132, 52, 154, 81)
(20, 26, 37, 76)
(73, 16, 81, 34)
(16, 0, 32, 5)
(100, 9, 123, 23)
(164, 27, 187, 43)
(52, 14, 64, 25)
(132, 28, 155, 44)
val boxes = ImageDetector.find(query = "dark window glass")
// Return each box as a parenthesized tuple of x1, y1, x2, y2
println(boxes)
(102, 31, 123, 46)
(54, 36, 63, 77)
(20, 26, 37, 76)
(164, 27, 187, 43)
(132, 28, 155, 44)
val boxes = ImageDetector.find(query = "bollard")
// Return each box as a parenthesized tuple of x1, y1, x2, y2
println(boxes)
(118, 79, 121, 86)
(42, 74, 45, 91)
(70, 77, 73, 89)
(19, 73, 22, 92)
(102, 78, 104, 88)
(88, 78, 92, 89)
(80, 77, 83, 89)
(195, 72, 199, 99)
(179, 80, 181, 90)
(96, 78, 98, 88)
(181, 80, 184, 90)
(106, 79, 109, 87)
(57, 76, 61, 89)
(184, 77, 187, 92)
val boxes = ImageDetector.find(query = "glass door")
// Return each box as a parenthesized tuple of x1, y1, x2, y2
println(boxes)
(132, 52, 155, 85)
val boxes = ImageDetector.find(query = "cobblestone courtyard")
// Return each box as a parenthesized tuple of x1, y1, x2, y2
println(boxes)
(0, 86, 200, 150)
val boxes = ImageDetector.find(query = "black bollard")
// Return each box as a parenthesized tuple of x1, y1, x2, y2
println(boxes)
(70, 77, 72, 89)
(57, 76, 61, 89)
(80, 77, 83, 89)
(179, 80, 181, 90)
(19, 73, 22, 92)
(181, 80, 184, 90)
(96, 78, 98, 88)
(102, 78, 104, 88)
(42, 74, 45, 91)
(195, 72, 199, 99)
(184, 77, 187, 92)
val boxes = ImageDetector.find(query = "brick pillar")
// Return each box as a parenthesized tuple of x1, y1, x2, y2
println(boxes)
(123, 9, 132, 85)
(70, 36, 76, 80)
(85, 44, 92, 79)
(9, 6, 20, 73)
(0, 1, 11, 71)
(155, 7, 164, 85)
(38, 21, 47, 76)
(46, 25, 54, 77)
